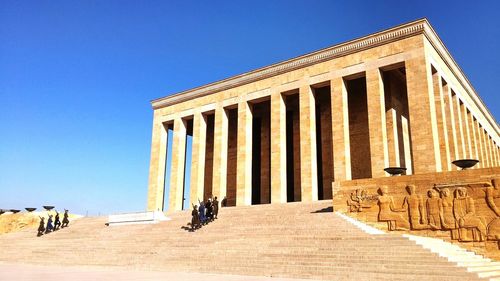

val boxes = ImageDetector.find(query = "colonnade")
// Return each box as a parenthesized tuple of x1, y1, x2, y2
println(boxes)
(149, 56, 500, 212)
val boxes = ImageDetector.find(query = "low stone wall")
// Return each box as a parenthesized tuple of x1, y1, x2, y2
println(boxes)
(333, 167, 500, 258)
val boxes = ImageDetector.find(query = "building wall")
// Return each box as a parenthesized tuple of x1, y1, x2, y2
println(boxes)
(147, 20, 500, 212)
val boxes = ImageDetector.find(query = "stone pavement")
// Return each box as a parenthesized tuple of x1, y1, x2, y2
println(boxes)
(0, 263, 315, 281)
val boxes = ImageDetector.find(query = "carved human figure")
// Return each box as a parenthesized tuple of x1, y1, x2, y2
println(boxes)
(485, 179, 500, 217)
(453, 187, 486, 242)
(438, 188, 458, 238)
(426, 189, 441, 230)
(402, 185, 428, 230)
(347, 189, 367, 212)
(377, 186, 410, 231)
(483, 179, 500, 242)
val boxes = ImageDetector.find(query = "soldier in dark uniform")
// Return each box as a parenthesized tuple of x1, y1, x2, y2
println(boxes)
(45, 215, 53, 234)
(213, 196, 219, 219)
(206, 198, 213, 221)
(37, 217, 45, 236)
(54, 211, 61, 230)
(191, 204, 200, 230)
(61, 209, 70, 228)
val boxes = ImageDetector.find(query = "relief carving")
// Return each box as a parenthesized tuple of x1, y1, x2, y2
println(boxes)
(453, 187, 486, 242)
(356, 178, 500, 246)
(377, 186, 409, 231)
(346, 189, 376, 212)
(426, 189, 441, 230)
(402, 185, 428, 230)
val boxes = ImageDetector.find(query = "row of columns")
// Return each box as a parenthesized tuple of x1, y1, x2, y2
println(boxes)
(431, 70, 500, 171)
(149, 55, 500, 212)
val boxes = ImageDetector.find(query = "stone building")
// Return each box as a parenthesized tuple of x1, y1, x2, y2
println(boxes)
(147, 19, 500, 212)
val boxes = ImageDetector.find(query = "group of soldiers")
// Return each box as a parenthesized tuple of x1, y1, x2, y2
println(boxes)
(190, 197, 219, 230)
(37, 209, 70, 236)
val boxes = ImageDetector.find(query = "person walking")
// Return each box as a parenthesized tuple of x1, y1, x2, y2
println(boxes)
(54, 211, 61, 230)
(206, 198, 213, 221)
(191, 204, 201, 230)
(213, 196, 219, 219)
(45, 215, 54, 234)
(198, 200, 207, 225)
(37, 217, 45, 236)
(61, 209, 70, 228)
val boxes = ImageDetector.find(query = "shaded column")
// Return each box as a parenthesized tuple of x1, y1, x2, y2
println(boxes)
(445, 86, 459, 163)
(455, 97, 467, 159)
(496, 143, 500, 167)
(236, 100, 253, 206)
(480, 126, 490, 167)
(366, 68, 389, 177)
(270, 90, 287, 203)
(147, 117, 168, 211)
(405, 57, 441, 173)
(331, 77, 351, 181)
(386, 109, 400, 167)
(299, 84, 318, 202)
(475, 120, 484, 168)
(489, 136, 496, 167)
(463, 106, 473, 158)
(169, 117, 187, 212)
(401, 116, 413, 175)
(190, 111, 207, 205)
(468, 112, 479, 166)
(432, 73, 451, 171)
(212, 104, 229, 201)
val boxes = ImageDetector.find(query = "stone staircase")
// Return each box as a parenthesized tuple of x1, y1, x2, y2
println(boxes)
(0, 200, 487, 280)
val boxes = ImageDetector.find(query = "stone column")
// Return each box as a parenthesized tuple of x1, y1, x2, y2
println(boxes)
(190, 110, 207, 205)
(468, 113, 479, 166)
(462, 106, 473, 158)
(492, 140, 498, 167)
(212, 104, 229, 201)
(386, 108, 400, 167)
(401, 116, 413, 175)
(488, 136, 496, 167)
(366, 68, 389, 177)
(445, 85, 459, 163)
(299, 84, 318, 202)
(475, 120, 484, 168)
(405, 56, 442, 173)
(169, 117, 187, 212)
(331, 77, 351, 181)
(496, 143, 500, 167)
(432, 72, 450, 171)
(236, 100, 253, 206)
(481, 128, 491, 167)
(455, 97, 467, 159)
(270, 90, 287, 203)
(147, 116, 168, 211)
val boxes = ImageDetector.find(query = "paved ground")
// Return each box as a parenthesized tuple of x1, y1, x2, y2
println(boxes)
(0, 263, 316, 281)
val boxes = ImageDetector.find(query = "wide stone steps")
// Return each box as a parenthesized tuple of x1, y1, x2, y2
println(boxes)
(0, 200, 487, 280)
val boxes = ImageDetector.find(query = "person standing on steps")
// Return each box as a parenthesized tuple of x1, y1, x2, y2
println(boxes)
(61, 209, 70, 228)
(54, 211, 61, 230)
(213, 196, 219, 219)
(198, 200, 207, 225)
(191, 204, 201, 230)
(45, 215, 54, 234)
(37, 217, 45, 236)
(206, 198, 213, 221)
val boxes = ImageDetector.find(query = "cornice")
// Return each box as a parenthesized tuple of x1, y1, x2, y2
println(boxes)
(151, 19, 427, 110)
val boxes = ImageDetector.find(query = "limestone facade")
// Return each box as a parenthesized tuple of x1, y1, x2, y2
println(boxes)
(147, 19, 500, 212)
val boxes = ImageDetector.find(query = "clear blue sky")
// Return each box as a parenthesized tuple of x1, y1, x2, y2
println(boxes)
(1, 1, 499, 215)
